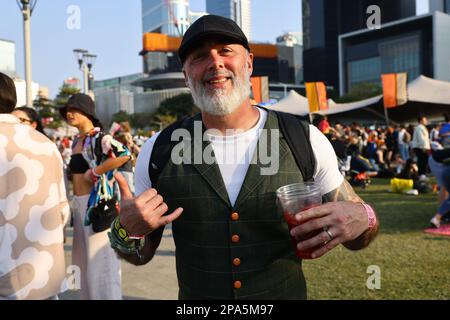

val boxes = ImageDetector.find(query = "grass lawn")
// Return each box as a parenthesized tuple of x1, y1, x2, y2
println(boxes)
(302, 178, 450, 300)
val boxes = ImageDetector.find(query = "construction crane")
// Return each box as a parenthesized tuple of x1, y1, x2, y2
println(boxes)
(164, 0, 182, 37)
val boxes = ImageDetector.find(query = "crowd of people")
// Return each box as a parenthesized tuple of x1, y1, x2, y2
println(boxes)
(313, 114, 450, 226)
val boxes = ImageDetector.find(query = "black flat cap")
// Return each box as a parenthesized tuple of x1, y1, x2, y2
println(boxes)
(178, 15, 250, 64)
(59, 93, 99, 123)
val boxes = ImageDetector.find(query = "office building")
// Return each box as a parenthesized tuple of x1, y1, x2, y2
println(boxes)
(339, 12, 450, 95)
(189, 10, 208, 24)
(63, 77, 80, 90)
(206, 0, 251, 40)
(276, 33, 303, 85)
(302, 0, 416, 91)
(93, 73, 145, 126)
(13, 79, 40, 108)
(142, 0, 190, 36)
(0, 39, 16, 78)
(429, 0, 450, 13)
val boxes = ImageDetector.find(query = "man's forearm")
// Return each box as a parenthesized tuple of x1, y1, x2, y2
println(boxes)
(323, 179, 379, 250)
(343, 220, 379, 250)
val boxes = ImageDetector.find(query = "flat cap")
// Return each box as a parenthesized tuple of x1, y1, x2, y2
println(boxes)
(178, 15, 250, 64)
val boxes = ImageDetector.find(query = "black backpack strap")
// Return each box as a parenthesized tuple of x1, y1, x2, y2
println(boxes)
(148, 115, 193, 187)
(273, 111, 316, 182)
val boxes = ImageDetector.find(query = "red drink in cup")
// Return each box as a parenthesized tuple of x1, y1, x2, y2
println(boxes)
(277, 183, 322, 259)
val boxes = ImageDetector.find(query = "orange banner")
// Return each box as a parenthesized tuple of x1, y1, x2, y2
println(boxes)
(251, 76, 269, 104)
(316, 82, 328, 111)
(306, 82, 328, 113)
(251, 77, 262, 103)
(382, 73, 408, 108)
(382, 74, 397, 108)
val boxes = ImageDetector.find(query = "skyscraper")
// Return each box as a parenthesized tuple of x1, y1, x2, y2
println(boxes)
(0, 39, 16, 78)
(206, 0, 251, 40)
(302, 0, 416, 91)
(429, 0, 450, 13)
(142, 0, 190, 36)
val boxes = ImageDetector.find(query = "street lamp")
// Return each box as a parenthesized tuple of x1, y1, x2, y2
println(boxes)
(16, 0, 38, 108)
(73, 49, 97, 94)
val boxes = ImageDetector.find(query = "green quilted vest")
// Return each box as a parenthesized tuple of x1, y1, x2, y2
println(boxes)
(157, 110, 307, 299)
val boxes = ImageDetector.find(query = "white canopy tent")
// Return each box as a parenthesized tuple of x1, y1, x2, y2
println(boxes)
(270, 76, 450, 117)
(407, 75, 450, 104)
(270, 90, 382, 116)
(269, 90, 310, 115)
(319, 95, 383, 116)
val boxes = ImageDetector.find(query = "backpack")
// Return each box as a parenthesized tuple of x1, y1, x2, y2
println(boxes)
(148, 110, 316, 188)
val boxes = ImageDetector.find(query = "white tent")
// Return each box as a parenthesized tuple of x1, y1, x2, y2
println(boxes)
(270, 90, 382, 116)
(407, 75, 450, 104)
(269, 90, 310, 116)
(319, 95, 383, 116)
(270, 75, 450, 117)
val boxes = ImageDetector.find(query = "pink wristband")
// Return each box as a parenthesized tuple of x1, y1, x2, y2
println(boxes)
(362, 204, 376, 229)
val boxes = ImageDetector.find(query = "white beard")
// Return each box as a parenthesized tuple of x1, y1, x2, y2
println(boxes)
(187, 67, 251, 116)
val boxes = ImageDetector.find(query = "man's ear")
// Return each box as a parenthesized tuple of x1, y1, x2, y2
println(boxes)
(182, 68, 190, 88)
(247, 52, 254, 76)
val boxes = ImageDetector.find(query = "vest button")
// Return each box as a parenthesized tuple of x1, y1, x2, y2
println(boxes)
(234, 281, 242, 289)
(233, 258, 241, 266)
(231, 212, 239, 221)
(231, 234, 240, 243)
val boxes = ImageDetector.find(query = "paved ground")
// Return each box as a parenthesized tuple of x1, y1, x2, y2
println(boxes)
(59, 225, 178, 300)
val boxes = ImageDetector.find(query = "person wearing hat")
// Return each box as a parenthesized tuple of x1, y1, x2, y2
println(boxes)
(112, 15, 379, 299)
(61, 93, 131, 299)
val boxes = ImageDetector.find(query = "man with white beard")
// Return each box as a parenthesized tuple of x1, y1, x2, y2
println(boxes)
(110, 15, 379, 300)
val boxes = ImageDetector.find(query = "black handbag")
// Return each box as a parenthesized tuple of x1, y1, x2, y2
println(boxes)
(90, 195, 119, 233)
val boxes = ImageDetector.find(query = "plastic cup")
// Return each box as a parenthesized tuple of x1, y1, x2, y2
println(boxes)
(276, 182, 323, 259)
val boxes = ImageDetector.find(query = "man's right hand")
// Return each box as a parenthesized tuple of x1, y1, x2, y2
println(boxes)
(115, 173, 183, 237)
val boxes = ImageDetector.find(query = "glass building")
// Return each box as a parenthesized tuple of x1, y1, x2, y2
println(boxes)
(302, 0, 416, 91)
(142, 0, 190, 36)
(0, 39, 16, 78)
(430, 0, 450, 13)
(206, 0, 251, 40)
(339, 12, 450, 95)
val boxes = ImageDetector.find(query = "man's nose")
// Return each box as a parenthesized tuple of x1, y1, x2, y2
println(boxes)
(207, 50, 224, 70)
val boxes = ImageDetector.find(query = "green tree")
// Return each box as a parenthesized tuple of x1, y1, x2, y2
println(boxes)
(335, 82, 382, 103)
(33, 90, 55, 118)
(54, 85, 81, 108)
(111, 111, 132, 124)
(131, 112, 155, 129)
(151, 93, 199, 128)
(109, 93, 198, 134)
(157, 93, 199, 119)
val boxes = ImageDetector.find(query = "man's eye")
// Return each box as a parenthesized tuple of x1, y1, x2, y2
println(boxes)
(192, 52, 207, 61)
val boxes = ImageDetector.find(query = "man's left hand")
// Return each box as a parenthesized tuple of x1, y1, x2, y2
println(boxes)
(289, 201, 368, 259)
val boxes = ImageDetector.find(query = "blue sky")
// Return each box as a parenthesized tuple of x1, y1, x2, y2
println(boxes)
(0, 0, 429, 98)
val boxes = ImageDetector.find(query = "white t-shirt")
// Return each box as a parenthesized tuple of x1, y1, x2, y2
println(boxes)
(135, 109, 344, 204)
